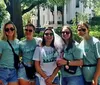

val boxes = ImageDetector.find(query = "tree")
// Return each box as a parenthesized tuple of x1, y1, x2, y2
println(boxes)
(81, 0, 100, 16)
(3, 0, 47, 39)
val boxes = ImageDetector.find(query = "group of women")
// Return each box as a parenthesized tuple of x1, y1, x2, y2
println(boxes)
(0, 21, 100, 85)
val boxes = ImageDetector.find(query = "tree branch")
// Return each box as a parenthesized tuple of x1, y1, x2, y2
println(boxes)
(22, 0, 47, 15)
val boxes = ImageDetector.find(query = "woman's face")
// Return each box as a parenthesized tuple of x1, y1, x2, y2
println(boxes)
(77, 25, 88, 38)
(25, 26, 34, 38)
(44, 30, 53, 43)
(5, 24, 15, 38)
(62, 27, 71, 41)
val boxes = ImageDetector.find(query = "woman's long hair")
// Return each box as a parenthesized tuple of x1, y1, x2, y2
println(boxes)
(62, 26, 75, 51)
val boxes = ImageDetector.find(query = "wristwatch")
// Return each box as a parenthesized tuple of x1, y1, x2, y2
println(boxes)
(67, 60, 70, 66)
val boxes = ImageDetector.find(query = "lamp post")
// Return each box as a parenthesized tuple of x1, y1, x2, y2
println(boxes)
(75, 12, 78, 25)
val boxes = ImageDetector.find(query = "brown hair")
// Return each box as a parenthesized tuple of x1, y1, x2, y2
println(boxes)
(77, 21, 89, 29)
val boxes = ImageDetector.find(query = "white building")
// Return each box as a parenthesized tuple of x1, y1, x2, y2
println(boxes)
(31, 0, 94, 28)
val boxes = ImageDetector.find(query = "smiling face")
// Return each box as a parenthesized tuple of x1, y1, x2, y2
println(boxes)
(5, 24, 15, 39)
(25, 26, 35, 39)
(44, 29, 53, 43)
(77, 23, 89, 38)
(61, 26, 71, 41)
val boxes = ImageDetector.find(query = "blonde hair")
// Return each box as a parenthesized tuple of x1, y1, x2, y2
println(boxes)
(1, 21, 17, 41)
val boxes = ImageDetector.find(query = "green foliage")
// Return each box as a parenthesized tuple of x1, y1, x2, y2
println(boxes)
(21, 0, 47, 13)
(0, 1, 7, 27)
(34, 32, 43, 38)
(90, 25, 100, 31)
(48, 0, 69, 6)
(90, 31, 100, 39)
(72, 13, 88, 26)
(54, 27, 62, 36)
(22, 12, 32, 26)
(90, 17, 100, 26)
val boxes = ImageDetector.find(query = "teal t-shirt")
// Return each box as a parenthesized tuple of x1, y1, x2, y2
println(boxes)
(61, 42, 83, 77)
(79, 37, 100, 82)
(19, 38, 38, 63)
(0, 39, 19, 68)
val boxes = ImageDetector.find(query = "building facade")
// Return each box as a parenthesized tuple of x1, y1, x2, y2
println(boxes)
(31, 0, 94, 28)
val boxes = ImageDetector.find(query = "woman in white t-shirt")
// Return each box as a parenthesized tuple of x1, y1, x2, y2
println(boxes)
(33, 28, 60, 85)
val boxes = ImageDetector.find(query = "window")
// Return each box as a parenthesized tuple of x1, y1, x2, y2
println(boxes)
(76, 0, 80, 8)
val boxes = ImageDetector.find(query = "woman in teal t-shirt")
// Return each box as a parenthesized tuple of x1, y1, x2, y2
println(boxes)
(77, 22, 100, 85)
(18, 23, 41, 85)
(0, 21, 19, 85)
(57, 25, 84, 85)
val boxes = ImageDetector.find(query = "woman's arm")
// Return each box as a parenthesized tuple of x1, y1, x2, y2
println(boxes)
(35, 61, 48, 79)
(57, 58, 83, 67)
(92, 58, 100, 85)
(68, 59, 83, 66)
(46, 66, 60, 85)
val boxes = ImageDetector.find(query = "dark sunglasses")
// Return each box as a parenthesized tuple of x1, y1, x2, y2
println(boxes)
(61, 31, 70, 35)
(5, 27, 15, 32)
(77, 28, 86, 32)
(25, 29, 33, 32)
(44, 33, 53, 36)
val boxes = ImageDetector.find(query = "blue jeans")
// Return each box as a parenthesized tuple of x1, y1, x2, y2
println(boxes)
(36, 76, 60, 85)
(0, 67, 18, 85)
(61, 75, 84, 85)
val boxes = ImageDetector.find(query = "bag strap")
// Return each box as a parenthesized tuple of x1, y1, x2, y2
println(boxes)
(83, 64, 97, 67)
(7, 40, 16, 54)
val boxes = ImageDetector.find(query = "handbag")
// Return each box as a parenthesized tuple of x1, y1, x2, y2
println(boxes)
(64, 65, 77, 74)
(63, 53, 78, 74)
(22, 62, 36, 79)
(7, 40, 20, 70)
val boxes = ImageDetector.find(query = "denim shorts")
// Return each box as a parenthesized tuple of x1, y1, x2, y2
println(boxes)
(35, 76, 60, 85)
(18, 63, 35, 82)
(0, 67, 18, 85)
(61, 75, 84, 85)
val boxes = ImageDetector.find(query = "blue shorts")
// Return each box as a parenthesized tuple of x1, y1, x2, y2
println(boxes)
(61, 75, 84, 85)
(0, 67, 18, 85)
(18, 63, 35, 81)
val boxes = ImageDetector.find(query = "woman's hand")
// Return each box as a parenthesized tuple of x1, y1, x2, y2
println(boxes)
(45, 76, 53, 85)
(0, 80, 4, 85)
(92, 74, 98, 85)
(56, 58, 67, 66)
(92, 79, 97, 85)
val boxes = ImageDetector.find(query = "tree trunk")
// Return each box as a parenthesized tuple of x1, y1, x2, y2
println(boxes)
(9, 0, 24, 39)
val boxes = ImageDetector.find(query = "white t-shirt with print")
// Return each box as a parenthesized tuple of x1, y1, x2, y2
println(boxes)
(33, 46, 58, 76)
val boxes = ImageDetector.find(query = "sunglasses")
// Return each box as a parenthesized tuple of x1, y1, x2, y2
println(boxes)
(77, 28, 86, 32)
(61, 31, 70, 35)
(44, 33, 53, 36)
(5, 27, 15, 32)
(25, 29, 33, 32)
